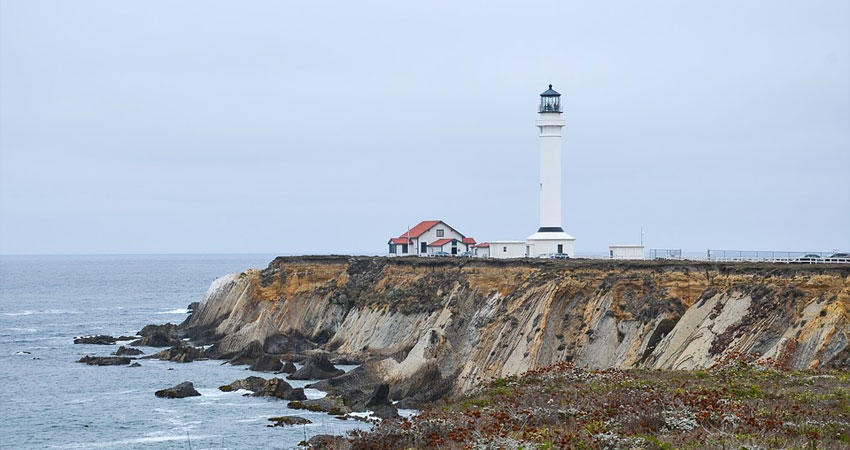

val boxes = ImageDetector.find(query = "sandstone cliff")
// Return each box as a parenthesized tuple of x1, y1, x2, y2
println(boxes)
(182, 256, 850, 402)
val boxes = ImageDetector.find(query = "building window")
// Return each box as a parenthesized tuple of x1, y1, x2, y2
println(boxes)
(436, 229, 444, 237)
(557, 244, 563, 253)
(389, 244, 396, 253)
(421, 242, 427, 253)
(401, 244, 408, 253)
(503, 247, 507, 252)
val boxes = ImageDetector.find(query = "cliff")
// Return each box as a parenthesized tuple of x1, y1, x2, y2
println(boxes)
(182, 256, 850, 403)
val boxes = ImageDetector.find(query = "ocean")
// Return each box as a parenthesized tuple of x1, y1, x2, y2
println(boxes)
(0, 254, 373, 450)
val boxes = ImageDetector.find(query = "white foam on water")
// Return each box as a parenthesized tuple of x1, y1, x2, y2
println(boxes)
(235, 415, 269, 424)
(304, 388, 327, 400)
(337, 364, 359, 373)
(196, 388, 252, 398)
(55, 434, 219, 449)
(2, 309, 80, 316)
(398, 408, 419, 419)
(347, 411, 381, 422)
(156, 308, 190, 314)
(2, 310, 34, 316)
(102, 389, 137, 396)
(152, 407, 176, 414)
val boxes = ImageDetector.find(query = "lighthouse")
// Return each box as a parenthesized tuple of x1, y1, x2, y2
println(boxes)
(526, 84, 576, 257)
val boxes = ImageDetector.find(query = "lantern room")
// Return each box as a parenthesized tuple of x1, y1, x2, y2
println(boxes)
(539, 84, 561, 113)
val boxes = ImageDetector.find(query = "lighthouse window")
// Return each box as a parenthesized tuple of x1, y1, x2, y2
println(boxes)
(503, 247, 507, 252)
(436, 229, 444, 237)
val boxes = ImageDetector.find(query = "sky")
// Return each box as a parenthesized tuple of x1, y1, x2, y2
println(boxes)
(0, 0, 848, 255)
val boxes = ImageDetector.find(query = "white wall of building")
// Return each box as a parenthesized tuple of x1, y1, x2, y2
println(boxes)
(416, 223, 465, 254)
(387, 242, 411, 256)
(488, 241, 528, 259)
(428, 239, 458, 255)
(473, 246, 490, 258)
(528, 239, 575, 257)
(609, 245, 644, 260)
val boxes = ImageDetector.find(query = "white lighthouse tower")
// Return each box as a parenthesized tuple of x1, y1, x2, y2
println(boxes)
(526, 84, 576, 257)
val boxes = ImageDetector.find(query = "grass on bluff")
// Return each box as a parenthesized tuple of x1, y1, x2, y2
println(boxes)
(346, 355, 850, 449)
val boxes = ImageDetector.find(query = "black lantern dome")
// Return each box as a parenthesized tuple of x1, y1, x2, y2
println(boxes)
(539, 84, 561, 113)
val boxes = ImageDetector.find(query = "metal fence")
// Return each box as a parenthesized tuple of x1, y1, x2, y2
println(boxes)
(705, 249, 849, 264)
(639, 249, 850, 264)
(649, 249, 682, 260)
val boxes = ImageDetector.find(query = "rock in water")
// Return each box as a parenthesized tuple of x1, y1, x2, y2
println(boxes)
(155, 381, 200, 398)
(288, 395, 350, 415)
(307, 366, 400, 418)
(287, 355, 344, 380)
(226, 341, 265, 366)
(249, 354, 283, 372)
(306, 434, 347, 449)
(219, 375, 267, 392)
(113, 346, 144, 356)
(267, 416, 311, 427)
(279, 361, 297, 374)
(144, 345, 206, 363)
(131, 323, 181, 347)
(364, 383, 399, 419)
(218, 377, 306, 400)
(77, 355, 132, 366)
(74, 335, 117, 345)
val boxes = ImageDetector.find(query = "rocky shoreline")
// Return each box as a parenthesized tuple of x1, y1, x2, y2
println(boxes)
(74, 315, 403, 422)
(74, 256, 850, 447)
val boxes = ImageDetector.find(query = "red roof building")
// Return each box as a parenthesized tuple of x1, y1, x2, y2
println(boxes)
(387, 220, 475, 257)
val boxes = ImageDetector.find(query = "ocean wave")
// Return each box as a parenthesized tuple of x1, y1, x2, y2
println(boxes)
(196, 388, 251, 398)
(1, 310, 34, 316)
(155, 308, 190, 314)
(102, 389, 137, 396)
(1, 309, 80, 316)
(55, 434, 219, 449)
(6, 327, 38, 333)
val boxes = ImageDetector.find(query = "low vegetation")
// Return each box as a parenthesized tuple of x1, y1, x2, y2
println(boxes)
(345, 355, 850, 449)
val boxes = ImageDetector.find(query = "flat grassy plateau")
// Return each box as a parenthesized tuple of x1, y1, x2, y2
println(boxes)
(346, 356, 850, 449)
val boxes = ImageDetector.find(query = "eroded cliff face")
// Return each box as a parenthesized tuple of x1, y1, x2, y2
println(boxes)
(183, 257, 850, 400)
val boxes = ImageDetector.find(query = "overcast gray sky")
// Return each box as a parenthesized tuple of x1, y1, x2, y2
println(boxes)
(1, 0, 848, 255)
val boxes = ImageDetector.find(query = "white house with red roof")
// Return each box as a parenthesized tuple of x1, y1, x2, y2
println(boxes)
(388, 220, 475, 256)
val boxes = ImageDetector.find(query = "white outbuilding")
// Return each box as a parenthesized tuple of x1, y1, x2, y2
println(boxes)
(484, 241, 528, 259)
(609, 245, 645, 260)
